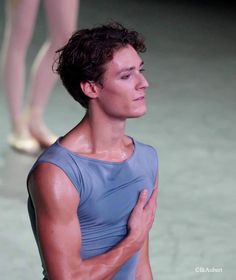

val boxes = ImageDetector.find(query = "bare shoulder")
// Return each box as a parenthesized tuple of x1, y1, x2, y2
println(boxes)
(28, 163, 79, 215)
(29, 162, 70, 189)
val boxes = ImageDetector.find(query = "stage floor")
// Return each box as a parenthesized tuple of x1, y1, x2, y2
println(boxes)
(0, 1, 235, 279)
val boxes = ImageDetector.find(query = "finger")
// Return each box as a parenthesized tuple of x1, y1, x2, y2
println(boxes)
(144, 187, 158, 210)
(150, 187, 158, 202)
(147, 187, 158, 203)
(136, 189, 148, 208)
(148, 204, 157, 224)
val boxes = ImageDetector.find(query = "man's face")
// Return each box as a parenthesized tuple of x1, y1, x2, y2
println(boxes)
(96, 44, 149, 119)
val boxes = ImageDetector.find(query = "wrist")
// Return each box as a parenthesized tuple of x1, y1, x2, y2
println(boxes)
(125, 232, 143, 253)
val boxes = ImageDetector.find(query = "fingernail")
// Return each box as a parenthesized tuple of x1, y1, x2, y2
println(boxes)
(142, 189, 148, 196)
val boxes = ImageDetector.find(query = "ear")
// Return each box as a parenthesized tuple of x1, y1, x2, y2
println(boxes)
(80, 81, 100, 99)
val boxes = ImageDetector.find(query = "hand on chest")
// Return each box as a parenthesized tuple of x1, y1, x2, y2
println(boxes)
(78, 165, 153, 225)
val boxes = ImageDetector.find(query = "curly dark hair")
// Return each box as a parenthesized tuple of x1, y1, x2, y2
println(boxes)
(55, 22, 146, 109)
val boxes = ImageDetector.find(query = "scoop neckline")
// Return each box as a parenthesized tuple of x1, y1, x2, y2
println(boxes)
(56, 136, 136, 165)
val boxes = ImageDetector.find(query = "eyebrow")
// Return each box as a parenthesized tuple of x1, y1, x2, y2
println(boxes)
(116, 61, 144, 75)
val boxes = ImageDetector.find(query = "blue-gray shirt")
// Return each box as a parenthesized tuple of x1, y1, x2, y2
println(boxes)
(27, 137, 158, 279)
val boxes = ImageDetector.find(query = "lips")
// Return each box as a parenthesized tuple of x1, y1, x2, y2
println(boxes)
(134, 96, 145, 101)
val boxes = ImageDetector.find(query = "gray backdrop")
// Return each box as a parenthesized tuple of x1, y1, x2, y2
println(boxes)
(0, 0, 235, 279)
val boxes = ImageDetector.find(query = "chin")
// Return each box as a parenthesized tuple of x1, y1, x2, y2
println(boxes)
(129, 108, 147, 119)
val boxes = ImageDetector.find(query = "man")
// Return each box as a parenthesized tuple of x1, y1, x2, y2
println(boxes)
(27, 22, 158, 280)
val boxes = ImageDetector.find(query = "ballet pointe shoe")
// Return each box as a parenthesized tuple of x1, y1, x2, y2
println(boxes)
(22, 107, 58, 148)
(8, 133, 41, 156)
(29, 124, 57, 149)
(24, 114, 57, 148)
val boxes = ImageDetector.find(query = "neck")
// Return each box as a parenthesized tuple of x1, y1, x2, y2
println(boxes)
(79, 109, 127, 153)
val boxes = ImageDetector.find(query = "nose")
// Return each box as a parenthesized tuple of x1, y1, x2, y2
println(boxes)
(142, 76, 149, 89)
(136, 72, 149, 90)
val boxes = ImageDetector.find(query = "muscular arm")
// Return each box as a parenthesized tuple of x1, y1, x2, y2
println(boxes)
(29, 163, 157, 280)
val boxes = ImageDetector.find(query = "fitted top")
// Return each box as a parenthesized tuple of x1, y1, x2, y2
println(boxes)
(27, 137, 158, 280)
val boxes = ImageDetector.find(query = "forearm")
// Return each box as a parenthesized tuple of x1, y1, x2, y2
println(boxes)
(45, 234, 142, 280)
(136, 264, 153, 280)
(77, 235, 140, 280)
